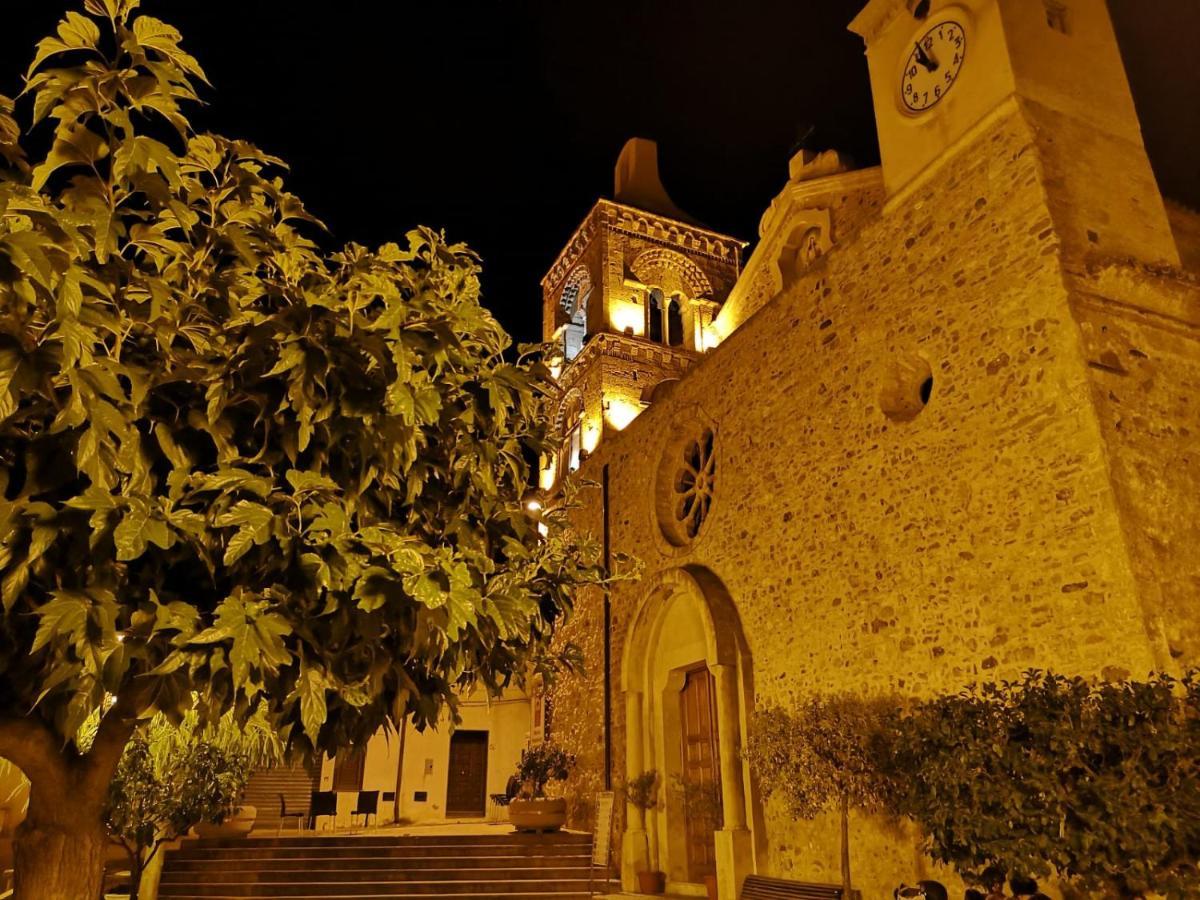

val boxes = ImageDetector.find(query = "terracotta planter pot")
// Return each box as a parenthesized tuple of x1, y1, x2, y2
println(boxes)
(636, 870, 666, 894)
(195, 805, 257, 838)
(508, 798, 567, 832)
(704, 872, 718, 899)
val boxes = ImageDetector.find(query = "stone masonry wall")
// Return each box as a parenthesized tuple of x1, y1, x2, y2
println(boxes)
(549, 101, 1178, 898)
(1068, 264, 1200, 668)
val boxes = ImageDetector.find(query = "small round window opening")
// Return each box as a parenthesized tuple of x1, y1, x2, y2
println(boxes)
(674, 429, 716, 540)
(656, 424, 717, 547)
(879, 353, 935, 423)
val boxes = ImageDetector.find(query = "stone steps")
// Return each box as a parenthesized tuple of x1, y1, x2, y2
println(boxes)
(159, 832, 608, 899)
(167, 856, 591, 871)
(163, 867, 594, 882)
(184, 835, 592, 849)
(241, 764, 321, 831)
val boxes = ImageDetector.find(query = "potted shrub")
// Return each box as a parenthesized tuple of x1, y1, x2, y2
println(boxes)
(744, 697, 892, 900)
(508, 743, 574, 832)
(673, 775, 723, 900)
(619, 770, 665, 894)
(101, 708, 282, 900)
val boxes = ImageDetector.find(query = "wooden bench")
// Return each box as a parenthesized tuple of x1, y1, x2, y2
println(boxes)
(740, 874, 861, 900)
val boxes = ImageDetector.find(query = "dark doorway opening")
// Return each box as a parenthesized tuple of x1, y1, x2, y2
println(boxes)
(446, 731, 489, 818)
(333, 748, 367, 792)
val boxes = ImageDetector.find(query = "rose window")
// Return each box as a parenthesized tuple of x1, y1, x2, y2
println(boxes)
(672, 428, 715, 541)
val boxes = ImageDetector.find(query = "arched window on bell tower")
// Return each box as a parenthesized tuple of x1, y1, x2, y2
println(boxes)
(666, 296, 684, 347)
(647, 289, 664, 344)
(560, 268, 592, 362)
(562, 395, 584, 475)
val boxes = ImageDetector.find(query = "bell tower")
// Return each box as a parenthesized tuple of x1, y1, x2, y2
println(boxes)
(849, 0, 1179, 265)
(539, 139, 743, 487)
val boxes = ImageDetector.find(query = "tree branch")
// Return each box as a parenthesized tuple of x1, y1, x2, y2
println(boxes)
(81, 682, 153, 798)
(0, 714, 69, 789)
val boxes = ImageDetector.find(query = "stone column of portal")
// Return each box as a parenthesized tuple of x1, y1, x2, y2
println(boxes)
(712, 663, 753, 900)
(621, 690, 650, 892)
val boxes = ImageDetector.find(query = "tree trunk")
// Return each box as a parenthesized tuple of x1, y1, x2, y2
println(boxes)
(13, 787, 107, 900)
(128, 848, 144, 900)
(839, 793, 852, 900)
(136, 847, 167, 900)
(1, 690, 143, 899)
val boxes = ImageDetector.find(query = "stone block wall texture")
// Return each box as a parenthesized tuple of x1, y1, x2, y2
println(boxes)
(1166, 200, 1200, 273)
(547, 99, 1198, 898)
(720, 172, 886, 334)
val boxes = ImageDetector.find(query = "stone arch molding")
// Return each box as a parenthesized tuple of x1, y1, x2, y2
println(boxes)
(559, 265, 593, 317)
(630, 247, 714, 299)
(619, 565, 756, 895)
(555, 388, 584, 434)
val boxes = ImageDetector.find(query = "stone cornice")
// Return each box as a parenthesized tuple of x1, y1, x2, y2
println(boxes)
(557, 332, 698, 391)
(541, 202, 603, 294)
(758, 166, 884, 239)
(782, 166, 883, 207)
(542, 199, 746, 294)
(848, 0, 910, 44)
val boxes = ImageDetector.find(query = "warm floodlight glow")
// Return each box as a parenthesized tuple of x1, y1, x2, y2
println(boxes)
(701, 325, 722, 351)
(605, 398, 642, 431)
(582, 419, 602, 454)
(610, 302, 645, 336)
(526, 499, 543, 513)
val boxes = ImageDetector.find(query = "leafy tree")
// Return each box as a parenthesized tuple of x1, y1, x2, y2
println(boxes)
(514, 742, 575, 798)
(889, 671, 1200, 899)
(618, 769, 659, 813)
(95, 707, 281, 900)
(0, 2, 604, 895)
(745, 697, 894, 899)
(672, 771, 723, 849)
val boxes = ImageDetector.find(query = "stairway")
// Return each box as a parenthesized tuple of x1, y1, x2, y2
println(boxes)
(159, 831, 607, 899)
(239, 762, 321, 832)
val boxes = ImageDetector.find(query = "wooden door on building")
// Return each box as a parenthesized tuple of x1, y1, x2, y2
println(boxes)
(680, 666, 722, 881)
(446, 731, 489, 818)
(333, 747, 367, 792)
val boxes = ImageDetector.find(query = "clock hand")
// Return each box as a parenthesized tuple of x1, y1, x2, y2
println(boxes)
(914, 41, 940, 72)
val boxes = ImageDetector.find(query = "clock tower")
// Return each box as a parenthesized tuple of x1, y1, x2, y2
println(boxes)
(849, 0, 1180, 266)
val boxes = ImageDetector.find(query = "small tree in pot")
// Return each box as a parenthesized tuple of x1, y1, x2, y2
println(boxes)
(745, 696, 893, 900)
(673, 774, 723, 899)
(619, 770, 664, 894)
(102, 708, 282, 900)
(509, 743, 575, 832)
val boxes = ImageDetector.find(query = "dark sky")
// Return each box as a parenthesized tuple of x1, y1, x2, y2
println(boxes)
(3, 1, 1197, 344)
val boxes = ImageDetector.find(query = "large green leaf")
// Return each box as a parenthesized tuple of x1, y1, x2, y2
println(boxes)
(291, 660, 329, 745)
(0, 0, 605, 787)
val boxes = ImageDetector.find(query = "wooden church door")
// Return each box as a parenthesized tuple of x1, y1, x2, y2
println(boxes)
(679, 665, 721, 881)
(446, 730, 489, 817)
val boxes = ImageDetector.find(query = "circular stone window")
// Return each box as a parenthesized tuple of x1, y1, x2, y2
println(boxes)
(879, 353, 934, 423)
(656, 426, 716, 547)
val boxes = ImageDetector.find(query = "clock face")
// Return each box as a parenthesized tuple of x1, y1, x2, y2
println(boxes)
(900, 20, 966, 112)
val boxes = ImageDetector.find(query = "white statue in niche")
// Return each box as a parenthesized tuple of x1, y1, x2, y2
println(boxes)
(778, 224, 826, 291)
(799, 227, 823, 267)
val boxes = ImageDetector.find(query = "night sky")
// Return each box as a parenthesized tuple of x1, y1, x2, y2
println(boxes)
(3, 1, 1197, 344)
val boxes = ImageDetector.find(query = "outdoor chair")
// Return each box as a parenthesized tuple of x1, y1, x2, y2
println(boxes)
(351, 790, 380, 829)
(277, 793, 307, 835)
(308, 790, 338, 831)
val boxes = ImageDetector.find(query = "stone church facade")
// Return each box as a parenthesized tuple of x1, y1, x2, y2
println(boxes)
(539, 0, 1200, 897)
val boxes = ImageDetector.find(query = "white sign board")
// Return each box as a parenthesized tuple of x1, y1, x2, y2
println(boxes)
(592, 791, 615, 867)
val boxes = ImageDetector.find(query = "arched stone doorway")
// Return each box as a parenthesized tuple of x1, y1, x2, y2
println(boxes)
(620, 566, 755, 899)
